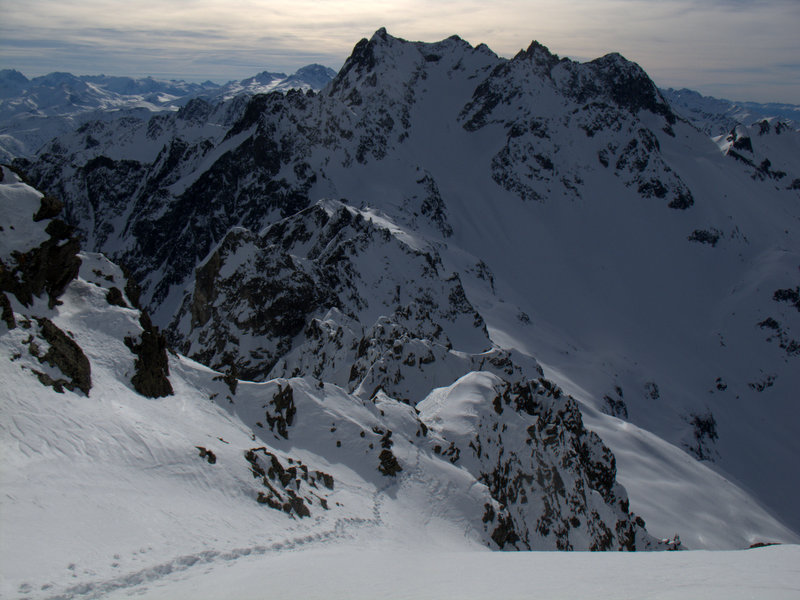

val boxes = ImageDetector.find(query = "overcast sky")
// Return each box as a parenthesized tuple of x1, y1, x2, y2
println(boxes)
(1, 0, 798, 103)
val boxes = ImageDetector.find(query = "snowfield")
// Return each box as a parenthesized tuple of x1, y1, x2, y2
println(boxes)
(98, 543, 800, 600)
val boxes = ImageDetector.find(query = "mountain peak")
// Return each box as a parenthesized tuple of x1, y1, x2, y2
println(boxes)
(330, 29, 402, 87)
(286, 64, 338, 89)
(371, 26, 391, 42)
(0, 68, 28, 84)
(31, 71, 81, 85)
(242, 70, 288, 85)
(589, 52, 675, 121)
(517, 40, 561, 70)
(294, 64, 335, 77)
(0, 69, 29, 99)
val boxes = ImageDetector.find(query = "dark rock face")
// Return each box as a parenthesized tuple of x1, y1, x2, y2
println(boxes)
(773, 287, 800, 312)
(331, 35, 379, 85)
(171, 200, 490, 382)
(79, 157, 149, 249)
(688, 229, 722, 246)
(33, 195, 63, 222)
(245, 447, 333, 517)
(0, 216, 81, 310)
(378, 448, 402, 476)
(757, 284, 800, 356)
(32, 317, 92, 395)
(376, 428, 402, 476)
(602, 390, 628, 419)
(264, 384, 296, 439)
(174, 223, 334, 379)
(105, 286, 128, 307)
(1, 292, 15, 329)
(195, 446, 217, 464)
(123, 268, 142, 309)
(587, 53, 676, 123)
(426, 374, 659, 551)
(124, 313, 173, 398)
(684, 411, 719, 461)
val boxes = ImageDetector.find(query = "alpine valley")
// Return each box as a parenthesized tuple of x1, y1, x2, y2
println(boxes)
(1, 29, 799, 599)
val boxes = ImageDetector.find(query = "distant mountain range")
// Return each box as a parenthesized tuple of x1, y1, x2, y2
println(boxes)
(661, 87, 800, 136)
(0, 65, 337, 160)
(3, 64, 799, 161)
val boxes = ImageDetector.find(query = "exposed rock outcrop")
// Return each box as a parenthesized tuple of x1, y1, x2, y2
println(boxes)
(124, 313, 173, 398)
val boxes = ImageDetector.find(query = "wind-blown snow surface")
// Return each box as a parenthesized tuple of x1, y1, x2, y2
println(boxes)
(102, 543, 800, 600)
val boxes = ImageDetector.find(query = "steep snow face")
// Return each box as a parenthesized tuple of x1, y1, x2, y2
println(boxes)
(11, 29, 800, 543)
(0, 166, 49, 262)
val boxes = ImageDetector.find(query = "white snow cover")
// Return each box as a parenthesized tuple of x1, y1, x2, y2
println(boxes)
(0, 166, 48, 263)
(99, 543, 800, 600)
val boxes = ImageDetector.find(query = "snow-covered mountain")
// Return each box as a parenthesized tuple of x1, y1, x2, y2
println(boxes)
(713, 119, 800, 190)
(213, 64, 338, 100)
(1, 164, 676, 598)
(661, 87, 800, 136)
(0, 66, 336, 160)
(2, 27, 800, 598)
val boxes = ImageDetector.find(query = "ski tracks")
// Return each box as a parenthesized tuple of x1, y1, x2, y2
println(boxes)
(34, 479, 394, 600)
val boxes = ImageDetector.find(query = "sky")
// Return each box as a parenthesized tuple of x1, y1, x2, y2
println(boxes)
(1, 0, 798, 104)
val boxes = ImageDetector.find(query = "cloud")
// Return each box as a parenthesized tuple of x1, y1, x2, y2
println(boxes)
(1, 0, 798, 102)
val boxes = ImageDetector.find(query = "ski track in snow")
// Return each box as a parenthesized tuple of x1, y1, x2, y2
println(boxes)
(30, 478, 398, 600)
(35, 513, 372, 599)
